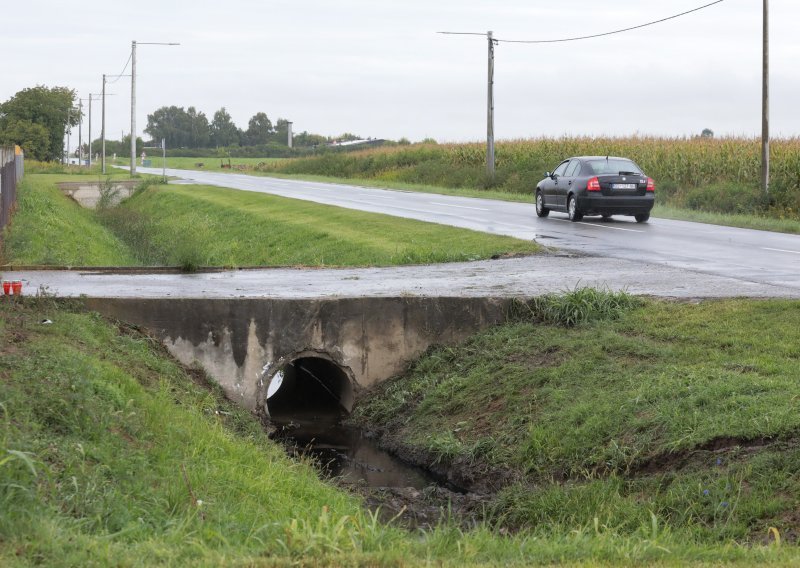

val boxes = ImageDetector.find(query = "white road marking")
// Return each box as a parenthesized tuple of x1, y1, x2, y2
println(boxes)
(762, 247, 800, 255)
(553, 218, 643, 233)
(429, 202, 490, 211)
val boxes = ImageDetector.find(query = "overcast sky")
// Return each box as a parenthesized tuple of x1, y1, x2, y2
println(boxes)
(2, 1, 798, 148)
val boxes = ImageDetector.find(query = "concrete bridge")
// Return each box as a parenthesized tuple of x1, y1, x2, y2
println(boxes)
(84, 296, 512, 423)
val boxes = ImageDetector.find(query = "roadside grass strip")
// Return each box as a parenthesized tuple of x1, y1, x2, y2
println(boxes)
(352, 293, 800, 546)
(102, 184, 540, 268)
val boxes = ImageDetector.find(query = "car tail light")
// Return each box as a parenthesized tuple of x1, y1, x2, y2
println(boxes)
(587, 177, 601, 191)
(646, 178, 655, 192)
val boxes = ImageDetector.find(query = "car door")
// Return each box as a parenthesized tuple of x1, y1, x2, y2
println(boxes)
(549, 160, 571, 209)
(562, 159, 582, 203)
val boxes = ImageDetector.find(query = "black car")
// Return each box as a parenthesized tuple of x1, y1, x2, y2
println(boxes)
(535, 156, 654, 223)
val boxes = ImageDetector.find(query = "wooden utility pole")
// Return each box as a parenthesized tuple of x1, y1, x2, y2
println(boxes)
(761, 0, 769, 193)
(487, 31, 495, 180)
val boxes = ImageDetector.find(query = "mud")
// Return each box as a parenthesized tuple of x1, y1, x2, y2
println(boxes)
(271, 417, 495, 528)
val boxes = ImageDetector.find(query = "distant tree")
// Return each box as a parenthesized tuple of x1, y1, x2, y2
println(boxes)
(293, 131, 328, 147)
(210, 107, 240, 147)
(0, 85, 78, 161)
(700, 128, 714, 138)
(273, 118, 291, 146)
(89, 135, 143, 158)
(145, 106, 193, 148)
(420, 137, 438, 144)
(244, 112, 273, 146)
(398, 137, 411, 145)
(186, 106, 210, 147)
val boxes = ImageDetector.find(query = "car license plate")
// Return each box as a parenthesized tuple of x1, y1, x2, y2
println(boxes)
(612, 183, 637, 189)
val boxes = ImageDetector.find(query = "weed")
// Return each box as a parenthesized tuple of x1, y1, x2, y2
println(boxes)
(510, 286, 643, 326)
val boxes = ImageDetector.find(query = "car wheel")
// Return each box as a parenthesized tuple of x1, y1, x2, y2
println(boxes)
(567, 195, 583, 222)
(535, 191, 550, 218)
(635, 213, 650, 223)
(601, 213, 613, 221)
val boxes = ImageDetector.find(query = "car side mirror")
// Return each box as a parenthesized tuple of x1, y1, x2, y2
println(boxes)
(544, 171, 552, 179)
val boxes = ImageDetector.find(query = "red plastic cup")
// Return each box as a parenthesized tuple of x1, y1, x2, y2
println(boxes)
(11, 281, 22, 296)
(2, 281, 10, 295)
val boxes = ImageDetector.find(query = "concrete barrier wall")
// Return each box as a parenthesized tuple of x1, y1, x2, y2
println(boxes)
(84, 296, 513, 414)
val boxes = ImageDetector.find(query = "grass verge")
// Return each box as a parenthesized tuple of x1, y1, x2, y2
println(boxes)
(98, 183, 541, 268)
(1, 174, 139, 266)
(3, 174, 541, 268)
(351, 291, 800, 546)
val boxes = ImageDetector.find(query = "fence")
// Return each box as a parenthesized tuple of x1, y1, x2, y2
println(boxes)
(1, 145, 24, 236)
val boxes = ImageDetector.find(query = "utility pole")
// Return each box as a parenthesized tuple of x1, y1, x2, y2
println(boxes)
(487, 30, 495, 180)
(88, 95, 93, 167)
(102, 75, 107, 174)
(130, 40, 180, 177)
(78, 99, 83, 166)
(130, 40, 137, 177)
(761, 0, 769, 194)
(287, 121, 293, 148)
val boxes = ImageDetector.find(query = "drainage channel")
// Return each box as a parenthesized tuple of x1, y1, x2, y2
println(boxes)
(265, 355, 472, 527)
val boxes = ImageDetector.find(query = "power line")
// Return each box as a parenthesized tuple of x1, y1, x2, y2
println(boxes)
(438, 0, 726, 44)
(106, 52, 132, 84)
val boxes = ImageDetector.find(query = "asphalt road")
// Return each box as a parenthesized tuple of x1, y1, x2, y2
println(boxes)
(4, 168, 798, 300)
(147, 167, 800, 291)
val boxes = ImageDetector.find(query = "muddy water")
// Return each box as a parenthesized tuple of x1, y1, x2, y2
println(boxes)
(271, 416, 443, 489)
(271, 416, 477, 528)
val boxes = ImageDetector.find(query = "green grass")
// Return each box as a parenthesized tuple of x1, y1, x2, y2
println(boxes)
(98, 184, 541, 268)
(2, 297, 799, 565)
(352, 293, 800, 545)
(112, 156, 281, 173)
(2, 174, 540, 268)
(1, 174, 139, 266)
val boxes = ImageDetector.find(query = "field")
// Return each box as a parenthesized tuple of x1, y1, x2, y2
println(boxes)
(111, 155, 280, 173)
(1, 173, 541, 268)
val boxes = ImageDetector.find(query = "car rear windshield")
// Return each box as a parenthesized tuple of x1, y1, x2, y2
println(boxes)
(585, 159, 643, 175)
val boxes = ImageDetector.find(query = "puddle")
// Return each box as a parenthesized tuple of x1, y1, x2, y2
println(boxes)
(271, 416, 442, 490)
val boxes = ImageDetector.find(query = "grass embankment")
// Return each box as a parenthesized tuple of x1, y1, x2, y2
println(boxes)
(0, 174, 139, 266)
(0, 297, 392, 565)
(253, 138, 800, 230)
(352, 290, 800, 547)
(2, 174, 540, 268)
(2, 297, 797, 565)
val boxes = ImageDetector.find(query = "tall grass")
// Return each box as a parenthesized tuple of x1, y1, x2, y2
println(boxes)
(260, 137, 800, 219)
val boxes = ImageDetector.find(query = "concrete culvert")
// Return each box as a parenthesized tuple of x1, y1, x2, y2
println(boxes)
(265, 354, 354, 425)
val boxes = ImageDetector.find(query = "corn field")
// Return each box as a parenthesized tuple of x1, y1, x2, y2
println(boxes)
(260, 137, 800, 218)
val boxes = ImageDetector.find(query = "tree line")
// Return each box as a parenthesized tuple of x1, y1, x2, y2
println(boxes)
(144, 106, 359, 150)
(0, 84, 375, 162)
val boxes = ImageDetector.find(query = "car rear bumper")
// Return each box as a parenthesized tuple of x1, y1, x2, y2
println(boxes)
(576, 194, 654, 215)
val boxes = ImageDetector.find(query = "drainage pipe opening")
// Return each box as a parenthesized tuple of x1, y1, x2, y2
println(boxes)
(266, 355, 354, 425)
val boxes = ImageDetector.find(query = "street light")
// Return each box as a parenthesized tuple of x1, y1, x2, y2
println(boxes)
(130, 40, 180, 177)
